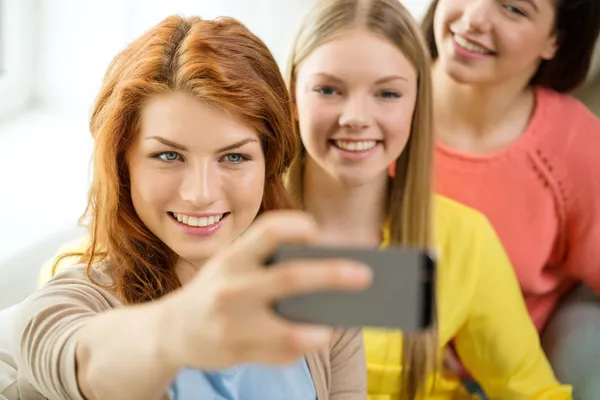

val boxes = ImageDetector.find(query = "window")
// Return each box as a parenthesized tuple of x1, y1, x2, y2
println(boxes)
(0, 0, 35, 122)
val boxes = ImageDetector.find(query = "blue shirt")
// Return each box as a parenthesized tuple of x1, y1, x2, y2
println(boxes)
(168, 358, 317, 400)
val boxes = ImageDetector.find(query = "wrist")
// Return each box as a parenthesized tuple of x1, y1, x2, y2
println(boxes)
(143, 296, 183, 376)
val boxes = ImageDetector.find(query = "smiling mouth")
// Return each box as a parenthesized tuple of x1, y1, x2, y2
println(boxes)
(331, 139, 380, 152)
(168, 212, 230, 227)
(453, 34, 496, 55)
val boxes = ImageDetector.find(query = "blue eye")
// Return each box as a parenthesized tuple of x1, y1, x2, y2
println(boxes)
(156, 151, 182, 162)
(314, 86, 339, 96)
(223, 153, 249, 164)
(379, 90, 401, 99)
(505, 4, 526, 16)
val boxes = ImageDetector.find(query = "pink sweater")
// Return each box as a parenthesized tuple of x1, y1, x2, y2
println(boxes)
(434, 87, 600, 332)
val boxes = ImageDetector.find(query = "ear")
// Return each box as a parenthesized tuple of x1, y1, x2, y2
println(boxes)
(541, 31, 559, 60)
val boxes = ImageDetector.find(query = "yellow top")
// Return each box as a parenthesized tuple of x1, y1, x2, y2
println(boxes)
(365, 195, 572, 399)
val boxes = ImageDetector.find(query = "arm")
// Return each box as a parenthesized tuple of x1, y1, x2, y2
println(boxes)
(11, 267, 177, 400)
(561, 110, 600, 291)
(13, 212, 371, 400)
(329, 328, 367, 399)
(454, 217, 573, 400)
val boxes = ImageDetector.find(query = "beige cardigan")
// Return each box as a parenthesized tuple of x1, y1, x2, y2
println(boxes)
(11, 264, 367, 400)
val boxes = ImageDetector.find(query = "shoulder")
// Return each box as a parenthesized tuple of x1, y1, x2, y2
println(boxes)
(432, 195, 506, 284)
(13, 262, 120, 332)
(432, 195, 491, 248)
(534, 88, 600, 144)
(45, 262, 116, 291)
(532, 88, 600, 202)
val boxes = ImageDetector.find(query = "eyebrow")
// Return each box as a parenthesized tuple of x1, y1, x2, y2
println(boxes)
(314, 72, 408, 83)
(375, 75, 408, 84)
(146, 136, 259, 153)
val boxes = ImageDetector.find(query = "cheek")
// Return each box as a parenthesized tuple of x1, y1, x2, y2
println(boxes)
(223, 161, 266, 212)
(298, 102, 337, 146)
(433, 0, 454, 33)
(381, 103, 415, 146)
(129, 163, 178, 214)
(498, 29, 543, 59)
(432, 5, 446, 39)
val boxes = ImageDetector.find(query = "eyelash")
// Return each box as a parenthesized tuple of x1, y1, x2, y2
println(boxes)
(151, 151, 251, 165)
(313, 86, 402, 99)
(504, 3, 527, 17)
(314, 86, 340, 96)
(378, 90, 401, 99)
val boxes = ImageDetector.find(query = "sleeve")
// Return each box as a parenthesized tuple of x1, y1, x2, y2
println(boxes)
(561, 110, 600, 292)
(454, 216, 573, 400)
(11, 268, 113, 400)
(329, 328, 367, 399)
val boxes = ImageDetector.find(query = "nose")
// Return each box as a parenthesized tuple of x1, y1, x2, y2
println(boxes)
(179, 159, 220, 208)
(338, 94, 371, 130)
(461, 0, 493, 33)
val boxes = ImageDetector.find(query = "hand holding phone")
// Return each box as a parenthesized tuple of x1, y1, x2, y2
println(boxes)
(267, 245, 435, 332)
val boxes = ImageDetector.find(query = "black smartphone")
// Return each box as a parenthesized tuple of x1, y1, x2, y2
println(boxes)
(266, 244, 435, 332)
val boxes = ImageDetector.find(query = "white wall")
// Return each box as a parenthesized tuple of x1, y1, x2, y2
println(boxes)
(34, 0, 431, 111)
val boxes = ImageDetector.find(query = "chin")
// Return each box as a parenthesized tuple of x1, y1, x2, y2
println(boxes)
(335, 170, 380, 188)
(172, 245, 215, 264)
(442, 61, 485, 85)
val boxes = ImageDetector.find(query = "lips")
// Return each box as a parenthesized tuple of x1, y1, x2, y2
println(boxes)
(332, 139, 378, 152)
(168, 212, 228, 227)
(452, 33, 496, 55)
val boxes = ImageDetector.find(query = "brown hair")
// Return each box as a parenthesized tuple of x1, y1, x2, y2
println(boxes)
(285, 0, 436, 397)
(422, 0, 600, 93)
(55, 15, 298, 304)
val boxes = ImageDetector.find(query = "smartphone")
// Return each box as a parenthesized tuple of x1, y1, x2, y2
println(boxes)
(266, 245, 436, 332)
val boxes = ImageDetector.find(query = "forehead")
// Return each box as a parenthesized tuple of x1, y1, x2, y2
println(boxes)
(139, 92, 259, 144)
(296, 29, 417, 82)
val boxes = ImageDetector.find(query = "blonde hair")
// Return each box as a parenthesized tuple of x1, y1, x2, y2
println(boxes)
(285, 0, 436, 397)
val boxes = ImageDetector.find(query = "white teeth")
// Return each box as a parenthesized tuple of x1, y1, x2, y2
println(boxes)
(172, 212, 224, 227)
(333, 140, 377, 152)
(454, 35, 491, 55)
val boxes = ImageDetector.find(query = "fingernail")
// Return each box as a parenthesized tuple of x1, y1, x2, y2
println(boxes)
(344, 263, 372, 282)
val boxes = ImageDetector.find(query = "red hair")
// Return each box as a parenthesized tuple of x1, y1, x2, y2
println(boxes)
(62, 15, 298, 304)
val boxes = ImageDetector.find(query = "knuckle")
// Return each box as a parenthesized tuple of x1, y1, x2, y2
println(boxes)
(256, 211, 314, 239)
(276, 267, 301, 292)
(259, 219, 280, 240)
(210, 286, 237, 313)
(255, 212, 281, 234)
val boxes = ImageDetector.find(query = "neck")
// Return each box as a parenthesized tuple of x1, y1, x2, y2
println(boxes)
(432, 63, 533, 137)
(302, 157, 388, 247)
(175, 258, 204, 286)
